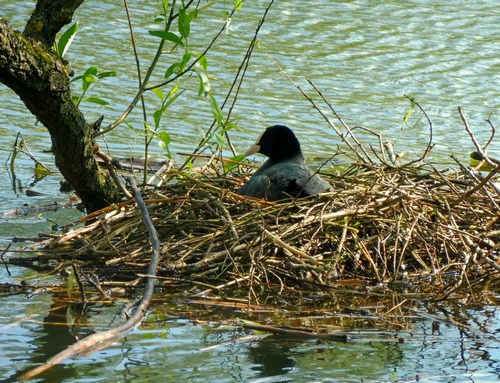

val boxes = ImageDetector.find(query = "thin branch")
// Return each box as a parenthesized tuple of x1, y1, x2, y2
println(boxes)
(458, 105, 496, 167)
(179, 0, 276, 170)
(483, 110, 496, 150)
(404, 95, 434, 165)
(306, 78, 375, 163)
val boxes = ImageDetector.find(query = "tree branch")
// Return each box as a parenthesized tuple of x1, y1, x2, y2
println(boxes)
(24, 0, 85, 47)
(1, 4, 121, 212)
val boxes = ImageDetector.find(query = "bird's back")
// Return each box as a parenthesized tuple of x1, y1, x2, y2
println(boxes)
(238, 160, 330, 201)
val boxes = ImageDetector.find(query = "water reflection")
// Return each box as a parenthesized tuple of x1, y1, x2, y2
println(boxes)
(10, 298, 101, 382)
(248, 338, 296, 378)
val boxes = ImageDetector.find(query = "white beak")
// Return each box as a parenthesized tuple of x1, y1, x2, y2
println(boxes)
(244, 143, 261, 157)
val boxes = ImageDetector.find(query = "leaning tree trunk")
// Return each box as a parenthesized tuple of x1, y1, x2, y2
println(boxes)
(0, 0, 120, 213)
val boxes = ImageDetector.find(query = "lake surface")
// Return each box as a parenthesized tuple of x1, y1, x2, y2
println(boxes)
(0, 0, 499, 382)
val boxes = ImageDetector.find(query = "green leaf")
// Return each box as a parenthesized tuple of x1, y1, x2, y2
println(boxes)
(163, 88, 184, 109)
(83, 66, 97, 77)
(166, 84, 180, 99)
(85, 97, 109, 105)
(83, 73, 96, 84)
(57, 21, 79, 58)
(209, 94, 223, 125)
(224, 153, 245, 172)
(149, 30, 184, 47)
(179, 52, 192, 71)
(159, 0, 169, 16)
(232, 153, 246, 162)
(178, 9, 199, 39)
(165, 62, 180, 78)
(34, 161, 51, 181)
(198, 54, 208, 71)
(403, 96, 417, 125)
(152, 88, 165, 101)
(178, 9, 190, 39)
(235, 0, 243, 11)
(153, 109, 163, 128)
(214, 132, 225, 147)
(81, 66, 97, 92)
(153, 88, 184, 127)
(157, 132, 171, 147)
(195, 70, 210, 95)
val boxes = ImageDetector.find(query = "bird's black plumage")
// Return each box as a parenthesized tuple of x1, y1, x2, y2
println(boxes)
(237, 125, 330, 201)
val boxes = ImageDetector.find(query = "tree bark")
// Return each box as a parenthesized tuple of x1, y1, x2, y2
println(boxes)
(0, 1, 120, 213)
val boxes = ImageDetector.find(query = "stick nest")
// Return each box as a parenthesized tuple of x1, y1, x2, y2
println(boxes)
(41, 159, 499, 301)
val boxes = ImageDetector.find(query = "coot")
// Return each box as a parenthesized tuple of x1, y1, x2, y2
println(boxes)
(237, 125, 330, 201)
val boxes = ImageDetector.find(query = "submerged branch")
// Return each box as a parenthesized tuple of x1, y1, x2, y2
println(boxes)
(17, 178, 161, 380)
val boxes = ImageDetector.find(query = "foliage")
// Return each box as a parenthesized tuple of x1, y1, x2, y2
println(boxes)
(53, 21, 79, 58)
(71, 66, 116, 106)
(144, 1, 234, 162)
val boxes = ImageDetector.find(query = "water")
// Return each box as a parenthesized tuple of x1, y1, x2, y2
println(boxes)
(0, 0, 499, 381)
(0, 293, 498, 382)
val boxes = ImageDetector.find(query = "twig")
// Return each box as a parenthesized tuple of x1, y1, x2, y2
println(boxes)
(242, 322, 348, 342)
(180, 0, 276, 169)
(1, 244, 12, 276)
(483, 111, 496, 150)
(262, 228, 319, 265)
(450, 154, 500, 207)
(404, 95, 434, 165)
(267, 56, 369, 164)
(458, 106, 496, 167)
(307, 78, 375, 164)
(71, 262, 87, 303)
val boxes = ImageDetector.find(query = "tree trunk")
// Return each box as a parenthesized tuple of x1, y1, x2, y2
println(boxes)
(0, 1, 120, 213)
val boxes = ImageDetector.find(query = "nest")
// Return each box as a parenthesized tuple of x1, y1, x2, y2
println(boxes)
(37, 157, 499, 302)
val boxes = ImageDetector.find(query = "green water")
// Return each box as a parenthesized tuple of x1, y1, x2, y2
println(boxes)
(0, 1, 498, 382)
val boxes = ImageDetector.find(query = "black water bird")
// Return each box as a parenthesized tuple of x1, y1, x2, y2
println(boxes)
(237, 125, 330, 201)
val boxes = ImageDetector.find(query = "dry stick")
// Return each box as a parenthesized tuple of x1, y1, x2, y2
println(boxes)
(306, 78, 374, 164)
(404, 95, 435, 166)
(267, 54, 368, 164)
(458, 105, 497, 167)
(433, 200, 473, 300)
(1, 243, 12, 276)
(335, 219, 349, 268)
(241, 322, 348, 342)
(122, 0, 150, 182)
(220, 0, 276, 156)
(17, 177, 161, 381)
(356, 237, 382, 282)
(262, 228, 319, 265)
(483, 111, 496, 150)
(453, 154, 500, 205)
(451, 155, 500, 207)
(194, 276, 251, 296)
(71, 263, 87, 303)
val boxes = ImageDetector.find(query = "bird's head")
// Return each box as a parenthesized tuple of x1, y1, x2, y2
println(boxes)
(244, 125, 302, 162)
